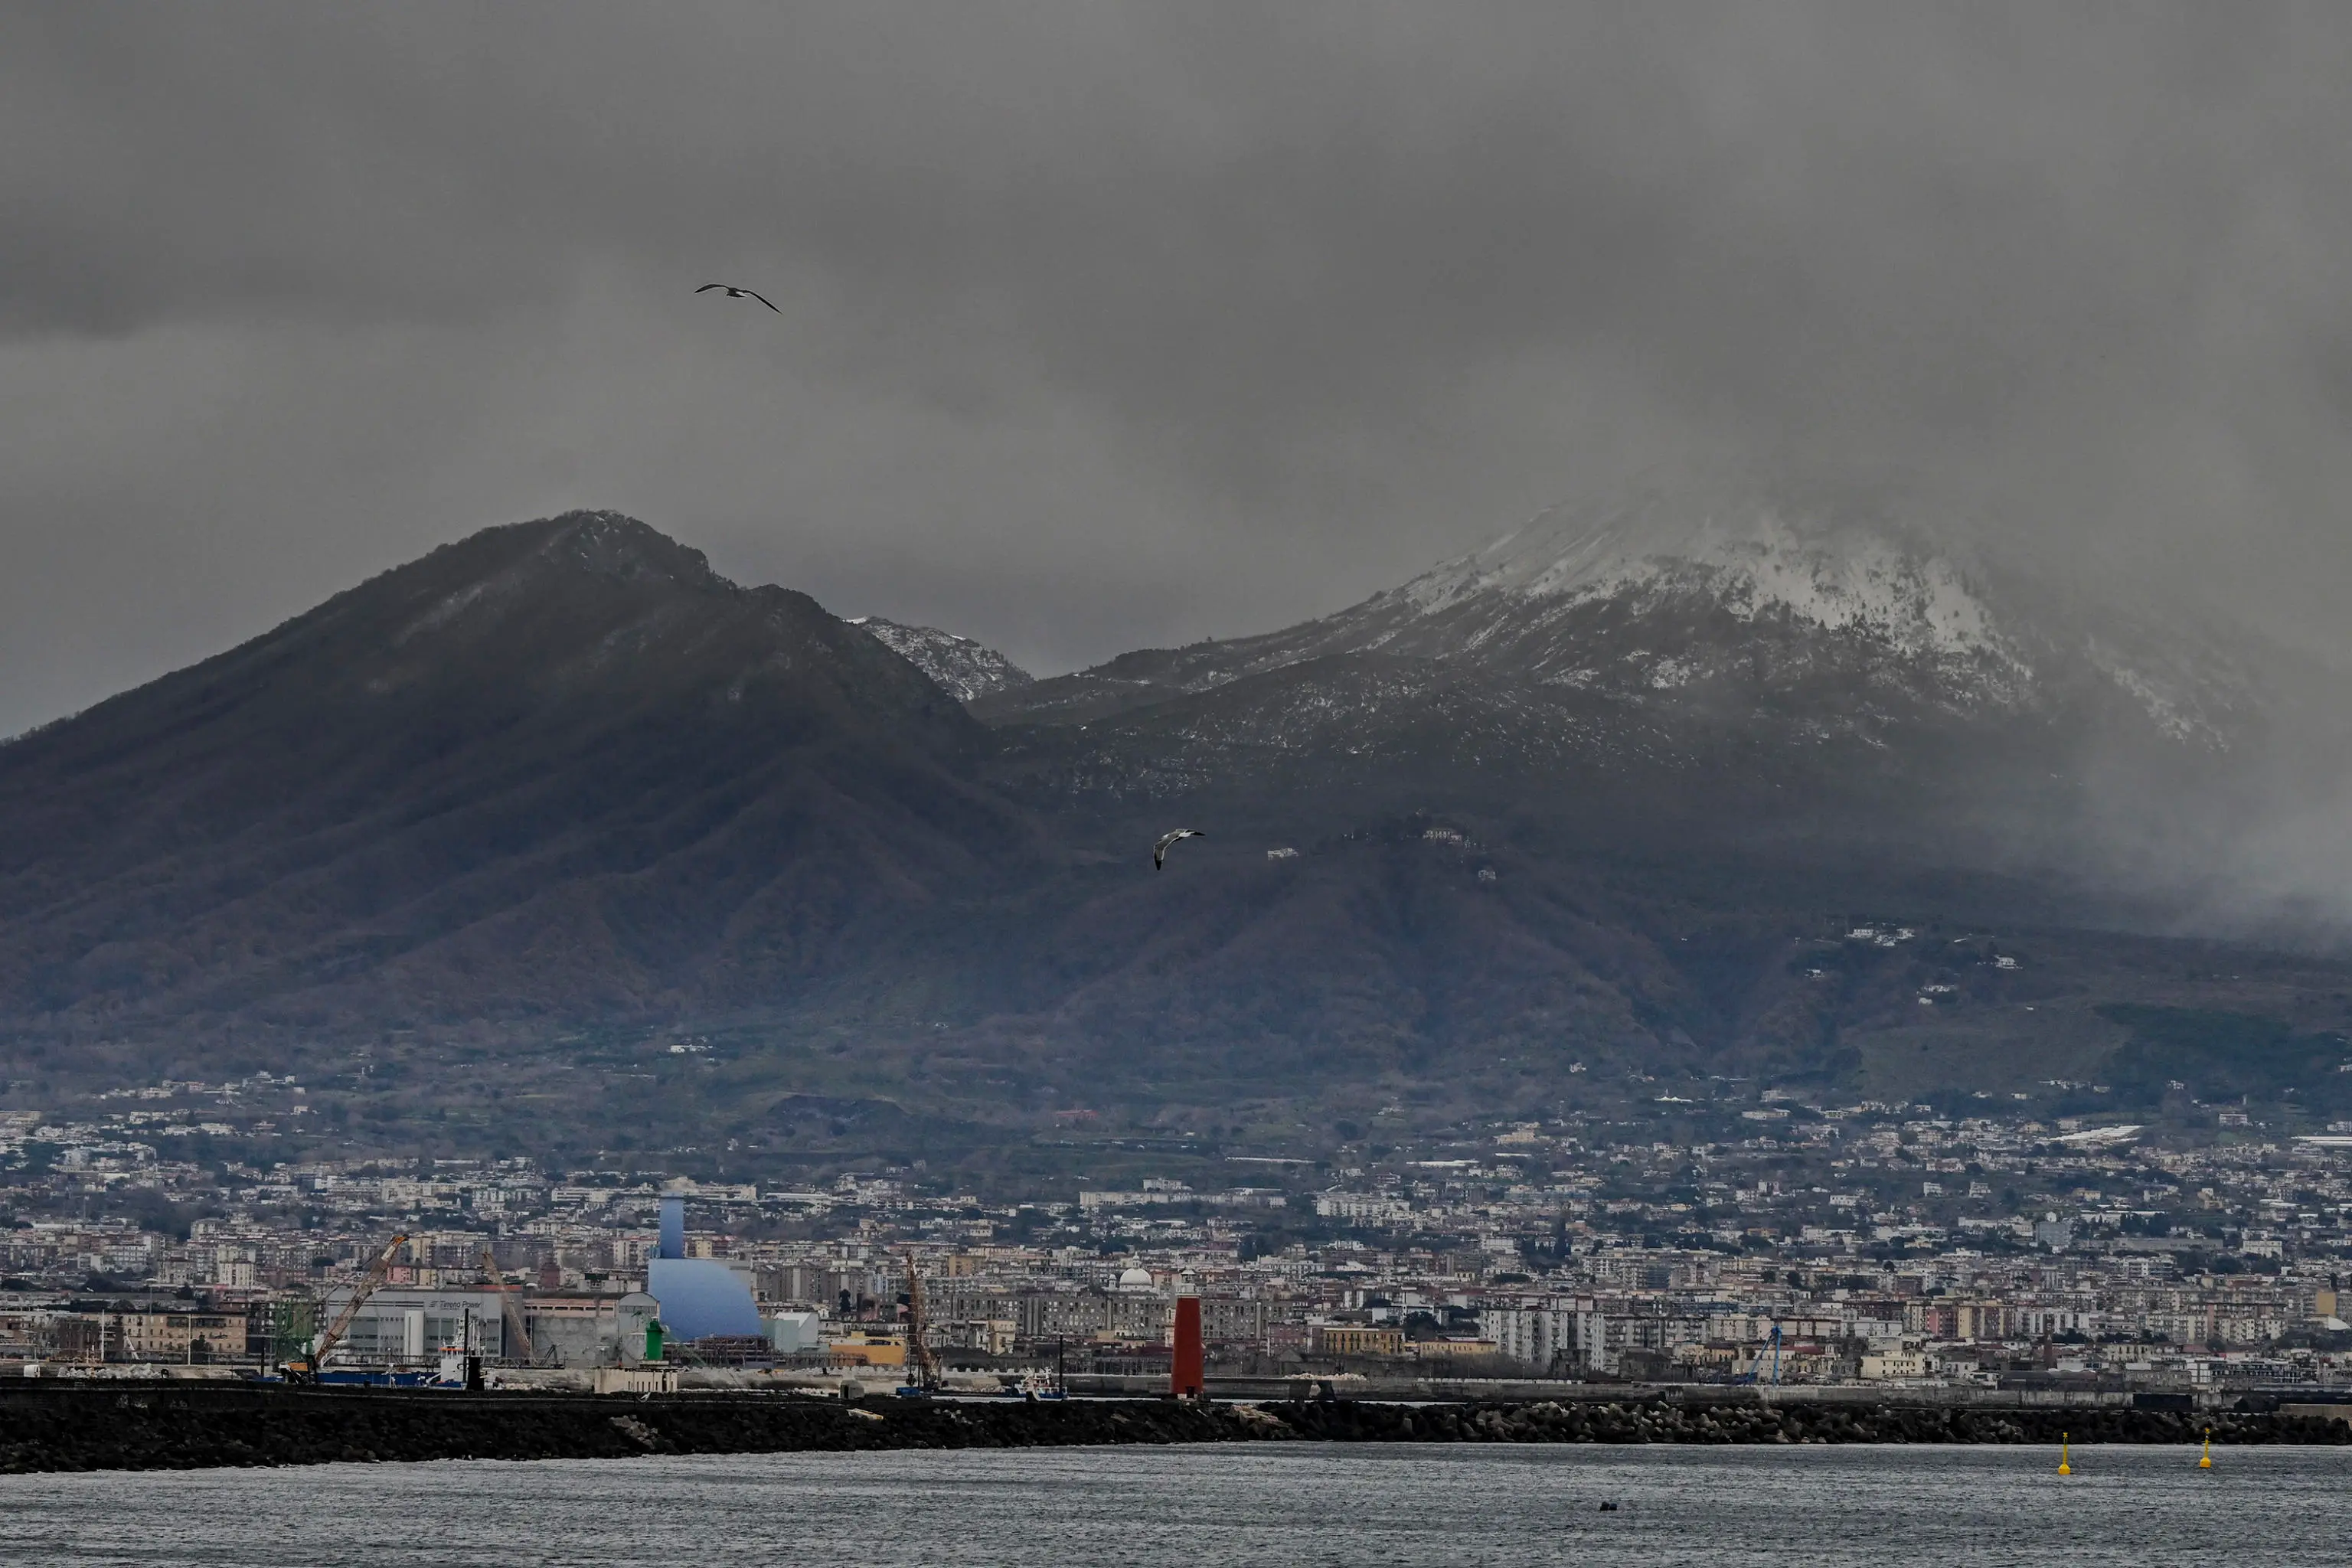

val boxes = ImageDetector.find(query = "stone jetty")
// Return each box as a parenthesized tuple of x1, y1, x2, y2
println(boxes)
(0, 1383, 2341, 1474)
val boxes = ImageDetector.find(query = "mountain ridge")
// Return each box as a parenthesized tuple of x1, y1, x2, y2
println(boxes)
(978, 471, 2268, 753)
(849, 616, 1034, 704)
(0, 498, 2344, 1169)
(0, 509, 1035, 1042)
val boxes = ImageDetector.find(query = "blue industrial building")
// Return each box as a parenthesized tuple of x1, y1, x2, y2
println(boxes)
(645, 1196, 763, 1341)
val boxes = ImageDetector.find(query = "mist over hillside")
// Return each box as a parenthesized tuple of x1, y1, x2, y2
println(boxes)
(2, 491, 2348, 1171)
(979, 466, 2350, 932)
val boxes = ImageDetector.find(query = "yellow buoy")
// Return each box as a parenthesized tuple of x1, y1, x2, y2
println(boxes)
(2058, 1432, 2072, 1475)
(2200, 1429, 2213, 1470)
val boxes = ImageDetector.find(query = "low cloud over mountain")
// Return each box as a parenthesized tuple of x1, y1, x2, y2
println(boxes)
(2, 494, 2347, 1158)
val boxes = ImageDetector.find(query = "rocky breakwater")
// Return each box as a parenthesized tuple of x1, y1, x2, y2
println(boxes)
(1273, 1397, 2352, 1447)
(1, 1384, 2344, 1473)
(0, 1383, 1255, 1472)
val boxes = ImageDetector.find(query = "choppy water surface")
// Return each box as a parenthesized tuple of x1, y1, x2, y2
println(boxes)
(3, 1442, 2341, 1566)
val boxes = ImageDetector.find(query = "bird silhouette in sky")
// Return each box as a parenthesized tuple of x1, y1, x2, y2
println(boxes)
(1153, 828, 1205, 871)
(694, 283, 780, 312)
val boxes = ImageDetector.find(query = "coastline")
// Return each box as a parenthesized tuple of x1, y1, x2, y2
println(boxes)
(3, 1384, 2345, 1474)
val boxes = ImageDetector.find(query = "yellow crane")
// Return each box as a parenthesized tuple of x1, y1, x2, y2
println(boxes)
(285, 1232, 408, 1384)
(477, 1243, 537, 1366)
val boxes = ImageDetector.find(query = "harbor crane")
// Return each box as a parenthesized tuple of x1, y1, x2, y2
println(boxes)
(1733, 1321, 1783, 1387)
(900, 1248, 942, 1393)
(283, 1232, 408, 1384)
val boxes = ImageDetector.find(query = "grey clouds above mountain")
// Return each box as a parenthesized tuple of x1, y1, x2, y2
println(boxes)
(6, 4, 2352, 737)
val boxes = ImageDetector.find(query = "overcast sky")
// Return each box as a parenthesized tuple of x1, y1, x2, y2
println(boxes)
(5, 3, 2352, 736)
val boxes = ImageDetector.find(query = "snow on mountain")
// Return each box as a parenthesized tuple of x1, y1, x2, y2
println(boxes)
(851, 616, 1035, 704)
(1363, 469, 2256, 745)
(982, 465, 2269, 753)
(1399, 498, 2013, 665)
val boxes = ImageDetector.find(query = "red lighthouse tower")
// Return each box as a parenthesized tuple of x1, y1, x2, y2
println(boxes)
(1172, 1295, 1204, 1400)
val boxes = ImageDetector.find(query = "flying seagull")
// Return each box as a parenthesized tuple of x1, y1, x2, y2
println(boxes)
(1153, 828, 1205, 871)
(694, 283, 780, 313)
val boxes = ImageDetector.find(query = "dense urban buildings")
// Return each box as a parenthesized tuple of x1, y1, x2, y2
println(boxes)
(5, 1082, 2347, 1396)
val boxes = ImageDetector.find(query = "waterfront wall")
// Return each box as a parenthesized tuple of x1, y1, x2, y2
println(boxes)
(0, 1383, 2342, 1474)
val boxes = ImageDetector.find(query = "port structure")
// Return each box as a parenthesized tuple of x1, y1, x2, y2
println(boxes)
(900, 1248, 942, 1394)
(283, 1232, 409, 1384)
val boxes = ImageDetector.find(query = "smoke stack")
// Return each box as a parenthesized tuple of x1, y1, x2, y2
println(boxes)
(658, 1197, 684, 1261)
(1172, 1295, 1204, 1400)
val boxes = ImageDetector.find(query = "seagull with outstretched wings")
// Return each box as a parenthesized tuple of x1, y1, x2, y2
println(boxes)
(694, 283, 780, 312)
(1153, 828, 1204, 871)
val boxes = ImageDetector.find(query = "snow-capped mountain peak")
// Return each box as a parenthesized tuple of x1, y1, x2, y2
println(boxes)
(1359, 467, 2265, 746)
(985, 463, 2272, 753)
(1397, 465, 2024, 661)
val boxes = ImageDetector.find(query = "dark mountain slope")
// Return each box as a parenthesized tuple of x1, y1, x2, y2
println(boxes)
(0, 511, 1037, 1050)
(677, 810, 2352, 1165)
(1, 498, 2346, 1172)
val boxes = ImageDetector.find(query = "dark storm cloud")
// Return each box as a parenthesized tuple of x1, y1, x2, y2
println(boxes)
(4, 2, 2352, 737)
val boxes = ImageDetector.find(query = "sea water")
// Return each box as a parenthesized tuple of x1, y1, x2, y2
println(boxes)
(2, 1442, 2341, 1566)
